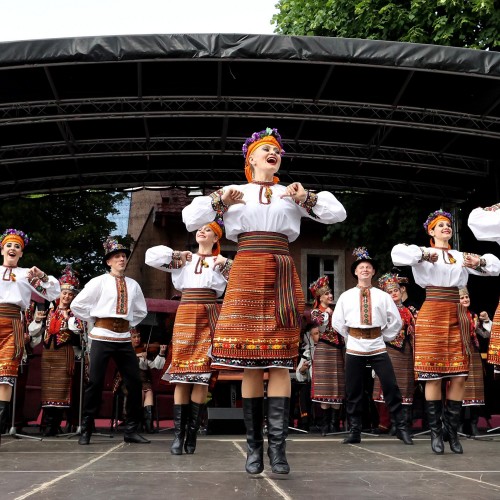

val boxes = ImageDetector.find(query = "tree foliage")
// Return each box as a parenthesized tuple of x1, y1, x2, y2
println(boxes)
(273, 0, 500, 50)
(0, 191, 129, 285)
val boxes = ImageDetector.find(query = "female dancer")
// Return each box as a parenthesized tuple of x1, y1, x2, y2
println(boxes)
(182, 127, 346, 474)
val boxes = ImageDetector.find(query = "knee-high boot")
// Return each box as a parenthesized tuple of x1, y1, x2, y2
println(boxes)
(444, 399, 463, 454)
(320, 407, 331, 436)
(266, 397, 290, 474)
(343, 414, 362, 444)
(392, 409, 413, 445)
(470, 406, 480, 436)
(170, 403, 189, 455)
(330, 408, 341, 433)
(143, 405, 154, 434)
(425, 400, 444, 454)
(242, 397, 264, 474)
(184, 402, 204, 454)
(78, 415, 94, 445)
(0, 400, 9, 446)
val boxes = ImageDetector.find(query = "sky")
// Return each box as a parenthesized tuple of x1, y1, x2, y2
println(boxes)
(0, 0, 279, 42)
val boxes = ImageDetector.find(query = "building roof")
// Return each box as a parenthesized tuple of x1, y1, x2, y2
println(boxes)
(1, 33, 499, 204)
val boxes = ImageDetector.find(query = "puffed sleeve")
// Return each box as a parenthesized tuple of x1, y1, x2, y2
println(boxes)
(392, 244, 427, 267)
(331, 295, 348, 338)
(69, 277, 101, 323)
(182, 193, 222, 232)
(382, 297, 403, 342)
(145, 245, 183, 273)
(295, 190, 347, 224)
(468, 206, 500, 244)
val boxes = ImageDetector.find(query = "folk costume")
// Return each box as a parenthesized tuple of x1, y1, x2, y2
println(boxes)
(69, 237, 149, 445)
(373, 272, 416, 433)
(308, 276, 345, 434)
(331, 248, 413, 445)
(468, 203, 500, 375)
(392, 209, 500, 454)
(145, 220, 232, 453)
(182, 127, 346, 474)
(0, 228, 60, 443)
(28, 264, 85, 436)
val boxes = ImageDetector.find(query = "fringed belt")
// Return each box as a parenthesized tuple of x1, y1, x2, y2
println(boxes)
(237, 231, 300, 329)
(348, 326, 381, 340)
(425, 286, 470, 357)
(94, 317, 130, 333)
(180, 288, 216, 303)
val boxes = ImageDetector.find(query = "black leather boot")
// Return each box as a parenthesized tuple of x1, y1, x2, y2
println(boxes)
(343, 414, 362, 444)
(392, 409, 413, 445)
(388, 414, 397, 436)
(170, 403, 189, 455)
(403, 405, 413, 434)
(184, 402, 204, 454)
(470, 406, 480, 436)
(329, 408, 341, 433)
(243, 397, 264, 474)
(0, 400, 9, 446)
(321, 407, 331, 436)
(144, 405, 155, 434)
(124, 419, 151, 443)
(266, 397, 290, 474)
(444, 400, 463, 454)
(78, 415, 94, 445)
(425, 400, 444, 454)
(43, 408, 56, 436)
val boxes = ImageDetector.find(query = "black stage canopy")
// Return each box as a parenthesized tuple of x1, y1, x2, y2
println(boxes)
(1, 33, 500, 204)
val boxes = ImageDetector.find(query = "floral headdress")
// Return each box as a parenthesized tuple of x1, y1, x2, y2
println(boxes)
(423, 209, 453, 233)
(59, 264, 80, 292)
(378, 272, 408, 293)
(351, 246, 377, 277)
(0, 228, 29, 249)
(242, 127, 285, 183)
(309, 276, 332, 309)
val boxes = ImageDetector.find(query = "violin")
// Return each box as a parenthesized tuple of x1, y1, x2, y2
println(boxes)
(135, 342, 162, 358)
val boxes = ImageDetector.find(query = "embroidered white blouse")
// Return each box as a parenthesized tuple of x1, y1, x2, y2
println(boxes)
(468, 206, 500, 244)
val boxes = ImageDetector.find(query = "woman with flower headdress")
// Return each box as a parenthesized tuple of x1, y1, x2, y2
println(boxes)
(182, 127, 346, 475)
(28, 264, 85, 436)
(308, 275, 345, 436)
(391, 209, 500, 454)
(145, 221, 232, 455)
(373, 272, 417, 435)
(0, 228, 60, 444)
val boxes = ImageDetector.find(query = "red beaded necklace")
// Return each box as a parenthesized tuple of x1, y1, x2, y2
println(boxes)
(251, 180, 273, 205)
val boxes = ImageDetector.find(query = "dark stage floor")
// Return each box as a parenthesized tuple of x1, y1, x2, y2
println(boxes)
(1, 428, 500, 500)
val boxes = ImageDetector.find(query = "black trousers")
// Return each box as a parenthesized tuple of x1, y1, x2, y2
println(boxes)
(345, 352, 402, 418)
(83, 340, 142, 422)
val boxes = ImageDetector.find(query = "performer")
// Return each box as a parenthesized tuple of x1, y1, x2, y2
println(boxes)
(182, 127, 346, 474)
(308, 276, 345, 435)
(373, 272, 416, 434)
(392, 209, 500, 454)
(457, 287, 490, 436)
(29, 264, 85, 436)
(0, 228, 60, 446)
(145, 221, 232, 455)
(468, 203, 500, 377)
(69, 237, 150, 445)
(332, 247, 413, 446)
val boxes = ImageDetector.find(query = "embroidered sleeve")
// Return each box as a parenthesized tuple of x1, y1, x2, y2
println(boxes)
(419, 247, 431, 263)
(484, 203, 500, 212)
(161, 250, 183, 270)
(217, 258, 232, 281)
(210, 189, 229, 225)
(28, 276, 48, 296)
(294, 190, 319, 219)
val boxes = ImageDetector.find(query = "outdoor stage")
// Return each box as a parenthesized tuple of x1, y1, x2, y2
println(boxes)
(1, 429, 500, 500)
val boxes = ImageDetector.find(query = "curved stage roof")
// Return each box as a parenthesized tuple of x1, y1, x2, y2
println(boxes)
(0, 33, 499, 203)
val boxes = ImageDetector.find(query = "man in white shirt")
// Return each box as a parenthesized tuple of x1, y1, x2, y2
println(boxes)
(332, 247, 413, 445)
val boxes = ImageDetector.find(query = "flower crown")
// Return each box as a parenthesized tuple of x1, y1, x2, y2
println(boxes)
(423, 209, 453, 232)
(241, 127, 284, 157)
(309, 276, 331, 297)
(352, 246, 371, 261)
(378, 272, 408, 292)
(0, 228, 29, 247)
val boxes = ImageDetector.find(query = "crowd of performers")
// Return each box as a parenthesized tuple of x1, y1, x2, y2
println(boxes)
(2, 127, 500, 475)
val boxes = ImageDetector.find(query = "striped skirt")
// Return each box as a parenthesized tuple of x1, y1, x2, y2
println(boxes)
(462, 346, 485, 406)
(487, 299, 500, 365)
(211, 232, 304, 370)
(414, 286, 469, 380)
(41, 343, 75, 408)
(169, 288, 220, 385)
(373, 346, 414, 404)
(311, 341, 345, 404)
(0, 304, 23, 381)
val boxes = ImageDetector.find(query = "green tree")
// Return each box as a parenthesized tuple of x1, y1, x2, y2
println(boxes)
(0, 191, 129, 284)
(273, 0, 500, 50)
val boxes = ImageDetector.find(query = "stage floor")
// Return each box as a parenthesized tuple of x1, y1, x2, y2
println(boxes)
(1, 428, 500, 500)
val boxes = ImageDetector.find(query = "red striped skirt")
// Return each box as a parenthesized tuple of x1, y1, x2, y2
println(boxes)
(488, 299, 500, 365)
(311, 342, 345, 404)
(41, 343, 75, 407)
(211, 232, 304, 370)
(0, 304, 23, 380)
(462, 346, 485, 406)
(414, 286, 469, 379)
(170, 289, 219, 382)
